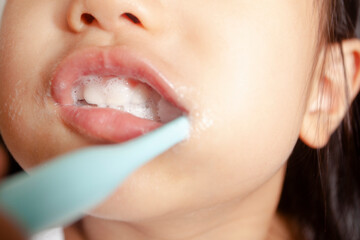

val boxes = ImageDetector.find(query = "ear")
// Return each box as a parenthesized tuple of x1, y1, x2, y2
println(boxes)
(300, 39, 360, 149)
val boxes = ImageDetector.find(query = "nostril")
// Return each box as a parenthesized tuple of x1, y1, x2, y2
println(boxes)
(121, 13, 143, 26)
(81, 13, 95, 25)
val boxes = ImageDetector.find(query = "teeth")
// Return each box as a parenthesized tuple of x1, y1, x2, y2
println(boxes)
(83, 83, 106, 106)
(130, 84, 154, 104)
(72, 75, 182, 122)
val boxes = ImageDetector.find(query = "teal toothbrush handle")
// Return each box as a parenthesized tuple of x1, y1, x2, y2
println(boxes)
(0, 116, 189, 235)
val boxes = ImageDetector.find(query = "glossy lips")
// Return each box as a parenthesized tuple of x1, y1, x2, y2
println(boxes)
(51, 47, 185, 143)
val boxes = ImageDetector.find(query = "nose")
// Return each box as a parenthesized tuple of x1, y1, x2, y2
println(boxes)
(67, 0, 160, 33)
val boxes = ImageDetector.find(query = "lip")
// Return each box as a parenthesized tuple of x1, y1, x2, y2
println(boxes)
(51, 47, 185, 143)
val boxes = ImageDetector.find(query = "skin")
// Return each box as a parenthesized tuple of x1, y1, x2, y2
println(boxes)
(1, 0, 360, 239)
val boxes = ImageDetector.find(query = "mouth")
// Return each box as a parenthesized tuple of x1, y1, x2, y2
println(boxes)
(51, 47, 186, 143)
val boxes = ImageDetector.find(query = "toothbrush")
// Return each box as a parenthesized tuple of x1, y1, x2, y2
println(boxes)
(0, 116, 189, 236)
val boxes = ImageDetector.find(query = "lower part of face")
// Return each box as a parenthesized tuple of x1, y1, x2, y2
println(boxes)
(0, 0, 318, 222)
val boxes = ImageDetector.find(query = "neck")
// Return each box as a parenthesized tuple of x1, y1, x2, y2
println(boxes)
(66, 167, 287, 240)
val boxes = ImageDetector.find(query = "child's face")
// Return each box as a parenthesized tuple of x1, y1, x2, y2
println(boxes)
(0, 0, 318, 222)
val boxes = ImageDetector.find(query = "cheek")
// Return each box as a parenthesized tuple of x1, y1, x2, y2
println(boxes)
(0, 1, 84, 168)
(172, 0, 316, 197)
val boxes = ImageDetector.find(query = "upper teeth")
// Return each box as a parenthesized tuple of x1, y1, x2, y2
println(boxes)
(72, 75, 183, 122)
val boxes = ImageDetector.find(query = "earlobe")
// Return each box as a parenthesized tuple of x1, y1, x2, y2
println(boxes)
(300, 39, 360, 149)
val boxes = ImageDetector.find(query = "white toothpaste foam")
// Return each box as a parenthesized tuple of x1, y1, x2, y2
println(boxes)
(72, 75, 182, 122)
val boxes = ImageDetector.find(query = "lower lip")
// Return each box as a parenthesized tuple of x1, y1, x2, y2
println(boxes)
(60, 106, 162, 143)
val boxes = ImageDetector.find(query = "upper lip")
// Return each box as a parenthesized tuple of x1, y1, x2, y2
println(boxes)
(51, 46, 185, 111)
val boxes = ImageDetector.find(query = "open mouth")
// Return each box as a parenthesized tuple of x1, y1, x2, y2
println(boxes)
(72, 75, 182, 123)
(51, 47, 186, 143)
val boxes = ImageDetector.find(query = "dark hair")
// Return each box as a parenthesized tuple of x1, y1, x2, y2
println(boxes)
(278, 1, 360, 239)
